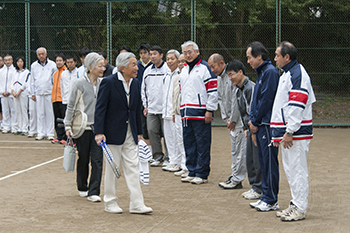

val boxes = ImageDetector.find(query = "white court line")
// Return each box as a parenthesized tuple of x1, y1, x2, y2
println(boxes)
(0, 140, 57, 144)
(0, 146, 63, 149)
(0, 156, 63, 181)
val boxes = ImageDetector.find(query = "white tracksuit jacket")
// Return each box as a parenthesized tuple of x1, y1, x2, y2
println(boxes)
(30, 59, 57, 95)
(141, 61, 170, 114)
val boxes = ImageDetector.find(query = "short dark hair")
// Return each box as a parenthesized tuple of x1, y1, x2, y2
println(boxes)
(55, 53, 66, 61)
(247, 41, 269, 61)
(98, 52, 107, 59)
(150, 45, 163, 55)
(79, 47, 91, 57)
(118, 45, 132, 53)
(278, 41, 298, 61)
(65, 54, 77, 62)
(14, 56, 26, 70)
(137, 42, 151, 53)
(226, 60, 246, 75)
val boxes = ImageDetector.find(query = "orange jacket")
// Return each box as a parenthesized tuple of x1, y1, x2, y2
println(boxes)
(52, 65, 67, 103)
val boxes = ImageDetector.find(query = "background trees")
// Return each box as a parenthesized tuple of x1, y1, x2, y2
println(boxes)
(0, 0, 349, 123)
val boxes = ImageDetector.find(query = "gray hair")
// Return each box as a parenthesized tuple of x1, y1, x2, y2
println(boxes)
(116, 52, 136, 72)
(36, 47, 47, 54)
(181, 41, 199, 52)
(166, 49, 180, 59)
(84, 52, 104, 73)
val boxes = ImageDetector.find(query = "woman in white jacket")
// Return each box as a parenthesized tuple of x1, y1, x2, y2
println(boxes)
(11, 56, 30, 135)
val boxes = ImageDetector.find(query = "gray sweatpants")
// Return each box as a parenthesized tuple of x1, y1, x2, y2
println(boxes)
(147, 113, 167, 162)
(246, 130, 262, 194)
(228, 127, 247, 185)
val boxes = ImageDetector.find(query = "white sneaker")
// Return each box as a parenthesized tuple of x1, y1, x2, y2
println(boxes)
(87, 195, 101, 202)
(181, 176, 194, 183)
(255, 201, 279, 212)
(190, 177, 208, 185)
(2, 130, 10, 134)
(47, 136, 55, 140)
(79, 191, 88, 197)
(35, 136, 44, 140)
(242, 189, 253, 197)
(280, 204, 305, 221)
(276, 202, 294, 217)
(174, 170, 188, 177)
(250, 200, 262, 208)
(105, 204, 123, 214)
(130, 206, 153, 214)
(181, 170, 189, 178)
(244, 189, 262, 200)
(162, 160, 169, 167)
(28, 133, 35, 138)
(150, 160, 161, 167)
(162, 164, 181, 172)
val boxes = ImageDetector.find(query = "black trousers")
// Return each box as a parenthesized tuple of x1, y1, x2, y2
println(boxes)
(53, 102, 67, 140)
(75, 130, 103, 196)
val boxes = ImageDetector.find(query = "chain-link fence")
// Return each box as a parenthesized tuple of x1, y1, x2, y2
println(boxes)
(0, 0, 349, 125)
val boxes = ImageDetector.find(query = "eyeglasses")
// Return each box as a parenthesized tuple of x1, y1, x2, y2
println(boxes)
(183, 50, 194, 55)
(227, 72, 236, 77)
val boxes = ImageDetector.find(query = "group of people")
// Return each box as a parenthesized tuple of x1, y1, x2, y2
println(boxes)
(0, 39, 315, 221)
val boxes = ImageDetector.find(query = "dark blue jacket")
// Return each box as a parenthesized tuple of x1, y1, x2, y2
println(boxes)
(94, 73, 143, 145)
(249, 59, 280, 126)
(136, 60, 152, 90)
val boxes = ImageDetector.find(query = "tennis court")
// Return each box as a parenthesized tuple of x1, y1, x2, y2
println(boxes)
(0, 127, 348, 232)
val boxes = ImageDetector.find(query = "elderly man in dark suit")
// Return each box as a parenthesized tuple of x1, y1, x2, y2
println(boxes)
(94, 52, 152, 214)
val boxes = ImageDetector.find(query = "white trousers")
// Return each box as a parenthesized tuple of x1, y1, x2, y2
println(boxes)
(14, 94, 28, 133)
(104, 126, 145, 209)
(228, 127, 247, 184)
(28, 98, 37, 135)
(282, 139, 310, 213)
(1, 97, 18, 131)
(164, 118, 183, 165)
(36, 95, 54, 137)
(175, 115, 187, 170)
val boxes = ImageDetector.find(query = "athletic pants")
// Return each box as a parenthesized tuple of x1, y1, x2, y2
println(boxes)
(175, 114, 187, 170)
(104, 126, 145, 209)
(36, 95, 54, 137)
(147, 113, 167, 162)
(164, 118, 182, 165)
(53, 102, 67, 141)
(282, 140, 310, 213)
(14, 94, 28, 133)
(246, 130, 262, 194)
(28, 98, 37, 135)
(75, 130, 103, 196)
(256, 124, 279, 205)
(183, 119, 211, 179)
(1, 96, 18, 132)
(228, 127, 247, 185)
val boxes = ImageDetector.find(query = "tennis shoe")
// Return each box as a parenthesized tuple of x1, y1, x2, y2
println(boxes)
(174, 170, 188, 177)
(130, 206, 153, 214)
(162, 160, 169, 167)
(181, 176, 194, 183)
(255, 201, 279, 212)
(250, 200, 262, 208)
(150, 160, 161, 167)
(162, 164, 181, 172)
(190, 177, 208, 185)
(59, 140, 67, 144)
(280, 204, 305, 221)
(87, 195, 101, 202)
(105, 204, 123, 214)
(51, 139, 60, 144)
(47, 136, 55, 140)
(219, 180, 242, 189)
(244, 189, 263, 200)
(2, 130, 9, 134)
(79, 191, 88, 197)
(35, 136, 44, 140)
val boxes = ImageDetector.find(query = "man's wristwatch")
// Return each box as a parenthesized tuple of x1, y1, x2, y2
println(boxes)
(286, 132, 293, 136)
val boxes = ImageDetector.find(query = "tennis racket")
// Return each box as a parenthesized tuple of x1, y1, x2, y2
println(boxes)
(71, 110, 87, 139)
(100, 140, 121, 178)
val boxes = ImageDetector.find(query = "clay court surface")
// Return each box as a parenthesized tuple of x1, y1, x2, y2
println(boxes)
(0, 127, 349, 232)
